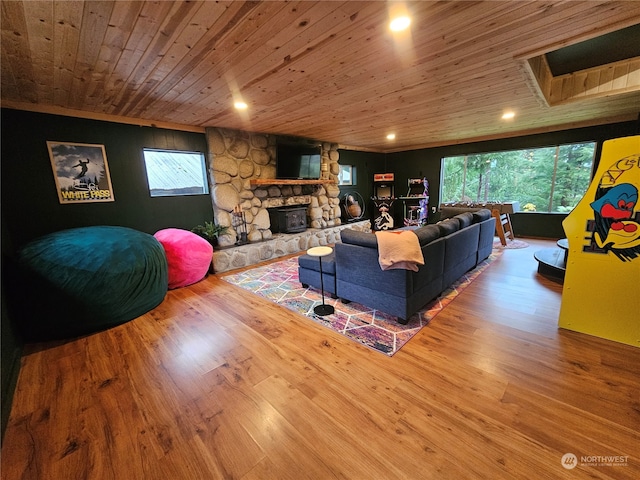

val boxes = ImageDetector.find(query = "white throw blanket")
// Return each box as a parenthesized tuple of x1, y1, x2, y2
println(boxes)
(375, 230, 424, 272)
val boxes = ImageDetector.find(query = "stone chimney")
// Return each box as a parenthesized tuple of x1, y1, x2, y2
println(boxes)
(206, 127, 342, 247)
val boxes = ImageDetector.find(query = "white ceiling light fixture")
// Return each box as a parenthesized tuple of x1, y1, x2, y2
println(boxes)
(390, 16, 411, 32)
(387, 133, 396, 140)
(502, 111, 515, 120)
(234, 101, 248, 110)
(388, 3, 415, 69)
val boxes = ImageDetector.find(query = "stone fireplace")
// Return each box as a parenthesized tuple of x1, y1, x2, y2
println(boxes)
(206, 127, 342, 248)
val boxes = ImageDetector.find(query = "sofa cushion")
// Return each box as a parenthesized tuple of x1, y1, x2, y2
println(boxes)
(442, 223, 480, 288)
(298, 252, 337, 295)
(437, 218, 460, 236)
(454, 212, 474, 229)
(414, 224, 442, 246)
(341, 229, 378, 248)
(472, 208, 492, 223)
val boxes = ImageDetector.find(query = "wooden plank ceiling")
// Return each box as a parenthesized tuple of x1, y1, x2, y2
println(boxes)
(2, 1, 640, 152)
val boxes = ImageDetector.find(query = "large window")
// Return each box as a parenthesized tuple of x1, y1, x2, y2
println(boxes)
(143, 149, 209, 197)
(440, 142, 596, 212)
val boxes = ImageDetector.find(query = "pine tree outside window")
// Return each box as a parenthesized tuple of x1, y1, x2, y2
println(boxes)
(440, 142, 596, 213)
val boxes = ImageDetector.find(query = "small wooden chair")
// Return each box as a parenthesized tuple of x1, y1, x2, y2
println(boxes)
(492, 209, 514, 246)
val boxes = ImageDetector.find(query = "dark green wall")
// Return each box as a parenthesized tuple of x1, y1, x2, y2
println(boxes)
(387, 120, 639, 236)
(336, 149, 386, 222)
(1, 108, 214, 252)
(0, 108, 214, 441)
(1, 217, 21, 444)
(1, 278, 20, 444)
(509, 212, 567, 238)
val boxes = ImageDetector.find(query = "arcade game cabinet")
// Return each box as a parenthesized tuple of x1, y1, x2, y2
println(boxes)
(372, 173, 395, 231)
(400, 177, 429, 226)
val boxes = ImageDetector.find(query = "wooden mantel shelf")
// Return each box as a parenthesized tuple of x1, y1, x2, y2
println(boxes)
(250, 179, 337, 186)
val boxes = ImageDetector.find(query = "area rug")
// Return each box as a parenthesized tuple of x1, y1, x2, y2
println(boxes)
(493, 238, 530, 249)
(221, 252, 499, 356)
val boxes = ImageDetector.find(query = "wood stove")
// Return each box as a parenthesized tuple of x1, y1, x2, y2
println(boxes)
(268, 205, 309, 233)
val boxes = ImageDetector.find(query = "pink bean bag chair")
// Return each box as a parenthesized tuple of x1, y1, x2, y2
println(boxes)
(154, 228, 213, 289)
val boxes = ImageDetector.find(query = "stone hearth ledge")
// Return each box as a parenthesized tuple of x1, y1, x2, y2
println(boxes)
(213, 220, 370, 273)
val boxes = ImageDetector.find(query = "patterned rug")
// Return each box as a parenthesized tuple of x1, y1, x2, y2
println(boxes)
(221, 253, 499, 356)
(493, 238, 530, 249)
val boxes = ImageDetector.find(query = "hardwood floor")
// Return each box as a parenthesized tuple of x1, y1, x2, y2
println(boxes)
(2, 238, 639, 479)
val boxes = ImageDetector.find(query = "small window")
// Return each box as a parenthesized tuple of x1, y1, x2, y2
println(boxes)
(143, 149, 209, 197)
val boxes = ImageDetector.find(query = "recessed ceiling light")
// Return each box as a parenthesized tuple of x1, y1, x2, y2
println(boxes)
(234, 101, 248, 110)
(387, 133, 396, 140)
(390, 16, 411, 32)
(502, 111, 515, 120)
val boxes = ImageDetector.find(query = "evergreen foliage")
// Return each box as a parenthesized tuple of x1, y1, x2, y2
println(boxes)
(441, 142, 596, 212)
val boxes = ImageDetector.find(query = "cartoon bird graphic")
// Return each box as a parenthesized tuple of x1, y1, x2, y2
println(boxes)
(594, 220, 640, 249)
(590, 183, 637, 226)
(591, 183, 639, 254)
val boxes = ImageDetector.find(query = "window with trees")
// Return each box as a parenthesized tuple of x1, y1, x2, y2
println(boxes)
(440, 142, 596, 212)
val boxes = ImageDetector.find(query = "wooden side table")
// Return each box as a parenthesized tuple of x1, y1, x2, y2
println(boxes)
(306, 246, 335, 316)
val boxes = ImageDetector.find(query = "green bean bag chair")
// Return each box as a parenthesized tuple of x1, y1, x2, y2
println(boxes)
(15, 226, 168, 341)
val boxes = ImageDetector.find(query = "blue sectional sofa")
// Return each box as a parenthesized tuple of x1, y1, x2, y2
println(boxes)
(299, 209, 495, 324)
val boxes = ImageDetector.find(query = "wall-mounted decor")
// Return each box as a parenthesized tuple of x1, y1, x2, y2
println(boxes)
(338, 164, 355, 185)
(142, 149, 209, 197)
(47, 141, 115, 204)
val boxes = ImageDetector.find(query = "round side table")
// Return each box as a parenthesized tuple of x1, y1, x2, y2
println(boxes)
(557, 238, 569, 264)
(306, 246, 335, 316)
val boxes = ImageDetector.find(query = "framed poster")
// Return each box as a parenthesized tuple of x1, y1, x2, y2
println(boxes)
(47, 141, 115, 203)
